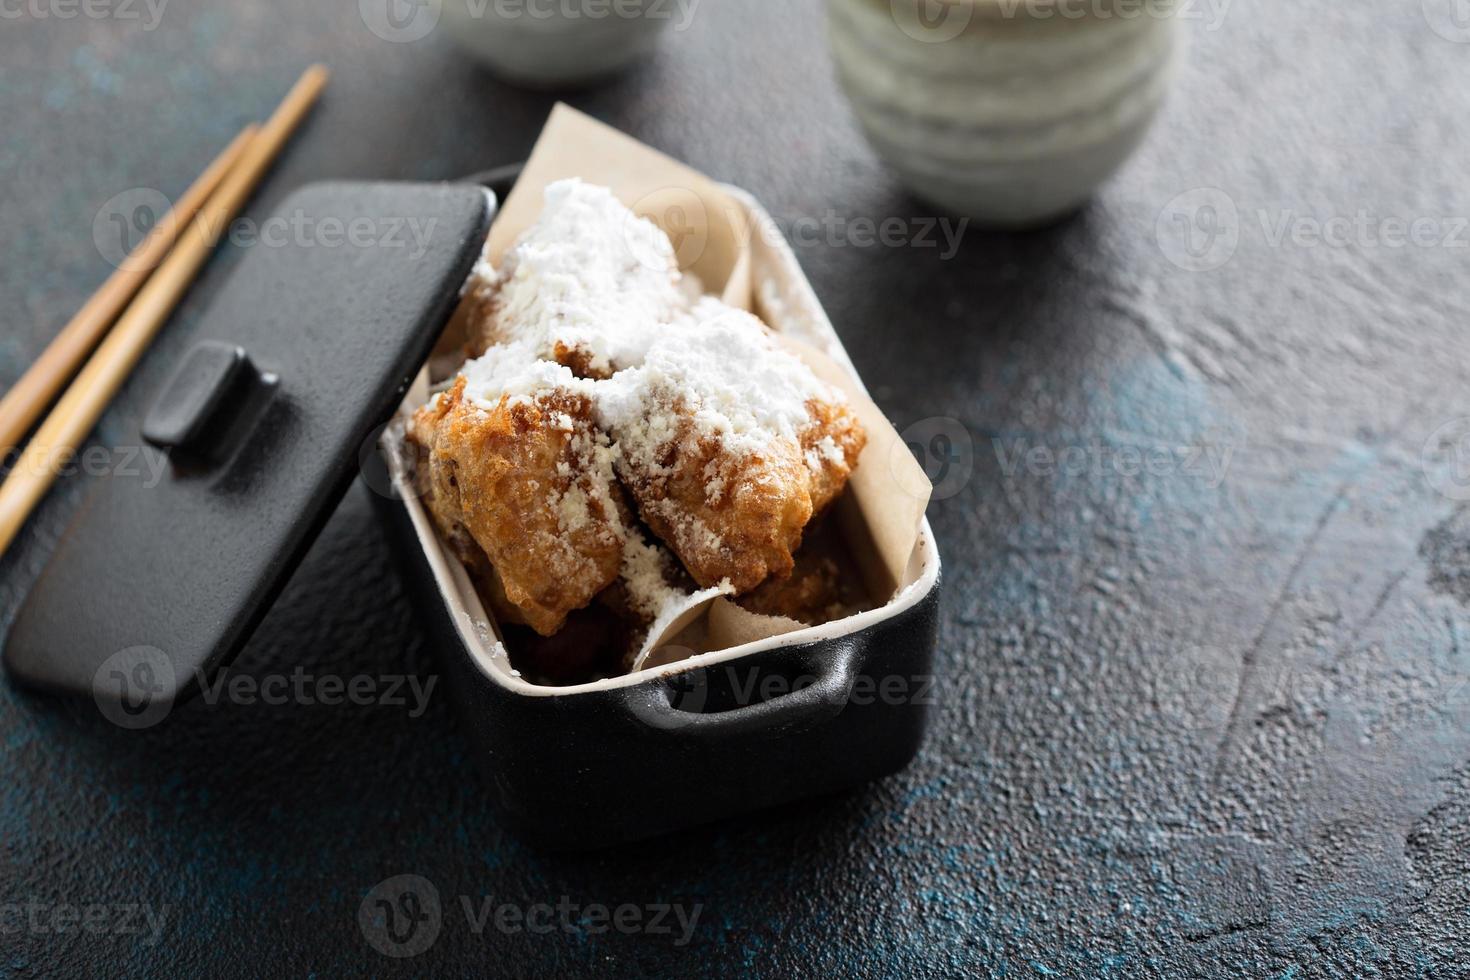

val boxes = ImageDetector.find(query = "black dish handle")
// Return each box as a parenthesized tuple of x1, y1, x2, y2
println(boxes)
(619, 639, 862, 739)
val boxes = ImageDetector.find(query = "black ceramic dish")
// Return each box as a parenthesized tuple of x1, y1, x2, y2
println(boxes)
(377, 487, 940, 849)
(375, 169, 943, 848)
(3, 172, 943, 850)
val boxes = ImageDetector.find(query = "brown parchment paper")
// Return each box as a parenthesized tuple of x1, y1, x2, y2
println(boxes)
(434, 104, 933, 674)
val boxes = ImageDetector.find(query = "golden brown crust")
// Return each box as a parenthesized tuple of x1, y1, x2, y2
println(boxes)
(739, 556, 845, 625)
(453, 283, 499, 359)
(408, 378, 626, 636)
(801, 398, 868, 516)
(617, 398, 867, 595)
(737, 514, 870, 626)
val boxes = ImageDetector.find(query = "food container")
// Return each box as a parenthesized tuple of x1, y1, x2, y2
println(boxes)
(828, 0, 1180, 227)
(2, 110, 942, 850)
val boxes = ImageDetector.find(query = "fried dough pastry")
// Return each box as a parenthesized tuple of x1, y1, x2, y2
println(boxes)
(739, 554, 845, 625)
(412, 180, 869, 664)
(603, 307, 867, 594)
(408, 378, 626, 636)
(738, 516, 869, 626)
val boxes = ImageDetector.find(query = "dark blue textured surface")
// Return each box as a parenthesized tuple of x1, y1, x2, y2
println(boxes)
(3, 0, 1470, 975)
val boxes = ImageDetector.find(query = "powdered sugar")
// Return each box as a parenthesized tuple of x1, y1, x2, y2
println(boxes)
(477, 179, 688, 376)
(459, 343, 580, 405)
(619, 533, 685, 621)
(597, 299, 841, 461)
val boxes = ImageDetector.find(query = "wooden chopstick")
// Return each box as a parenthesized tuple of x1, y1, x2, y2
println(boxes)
(0, 125, 259, 457)
(0, 64, 329, 559)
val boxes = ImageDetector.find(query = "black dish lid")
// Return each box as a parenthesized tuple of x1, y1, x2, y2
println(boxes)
(3, 181, 494, 707)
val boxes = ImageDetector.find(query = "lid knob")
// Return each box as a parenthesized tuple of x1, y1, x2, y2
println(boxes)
(142, 340, 276, 461)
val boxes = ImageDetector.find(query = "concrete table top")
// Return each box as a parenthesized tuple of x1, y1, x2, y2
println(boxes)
(2, 0, 1468, 974)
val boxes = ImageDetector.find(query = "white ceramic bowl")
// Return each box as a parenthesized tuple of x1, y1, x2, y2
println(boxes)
(439, 0, 675, 88)
(828, 0, 1180, 227)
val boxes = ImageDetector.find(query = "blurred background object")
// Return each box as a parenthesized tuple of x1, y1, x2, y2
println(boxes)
(438, 0, 679, 87)
(828, 0, 1180, 226)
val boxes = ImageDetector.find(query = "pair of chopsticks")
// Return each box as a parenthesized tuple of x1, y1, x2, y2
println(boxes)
(0, 65, 330, 558)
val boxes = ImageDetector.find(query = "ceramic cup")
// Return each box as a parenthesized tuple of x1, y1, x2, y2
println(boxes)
(828, 0, 1180, 227)
(439, 0, 678, 88)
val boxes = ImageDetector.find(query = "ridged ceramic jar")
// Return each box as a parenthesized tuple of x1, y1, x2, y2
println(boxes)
(828, 0, 1180, 226)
